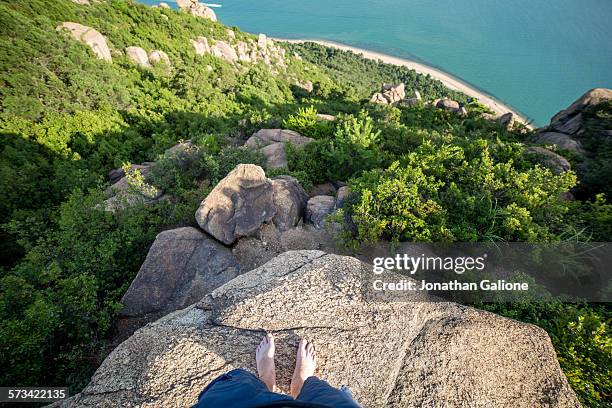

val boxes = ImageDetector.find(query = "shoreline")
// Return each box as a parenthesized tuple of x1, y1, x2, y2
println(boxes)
(278, 38, 532, 127)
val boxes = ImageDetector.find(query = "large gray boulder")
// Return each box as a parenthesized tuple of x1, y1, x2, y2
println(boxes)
(525, 147, 571, 174)
(531, 131, 585, 154)
(148, 49, 170, 65)
(125, 46, 150, 67)
(56, 251, 581, 408)
(57, 22, 112, 62)
(436, 98, 461, 112)
(550, 88, 612, 135)
(245, 129, 313, 149)
(211, 40, 238, 62)
(306, 195, 337, 229)
(195, 164, 276, 245)
(271, 176, 309, 231)
(370, 83, 406, 104)
(118, 227, 240, 335)
(245, 129, 313, 169)
(191, 36, 210, 55)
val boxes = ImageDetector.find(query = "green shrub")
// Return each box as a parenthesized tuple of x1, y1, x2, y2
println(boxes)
(282, 105, 334, 139)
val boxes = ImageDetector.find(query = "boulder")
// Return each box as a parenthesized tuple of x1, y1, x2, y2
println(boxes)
(245, 129, 313, 149)
(296, 80, 314, 93)
(335, 186, 350, 209)
(125, 46, 150, 67)
(177, 0, 217, 21)
(195, 164, 275, 245)
(369, 92, 388, 104)
(271, 176, 308, 231)
(236, 41, 251, 62)
(245, 129, 313, 169)
(316, 113, 336, 122)
(158, 2, 170, 8)
(306, 195, 336, 229)
(118, 227, 241, 335)
(57, 22, 112, 62)
(550, 88, 612, 134)
(258, 33, 268, 50)
(58, 251, 581, 408)
(370, 83, 405, 104)
(436, 98, 460, 112)
(525, 146, 571, 174)
(259, 142, 288, 169)
(108, 162, 154, 185)
(457, 106, 468, 117)
(211, 40, 238, 62)
(381, 83, 405, 103)
(191, 36, 210, 55)
(226, 29, 236, 40)
(104, 163, 163, 212)
(531, 132, 585, 154)
(499, 112, 514, 127)
(148, 49, 170, 65)
(71, 0, 90, 4)
(309, 182, 337, 197)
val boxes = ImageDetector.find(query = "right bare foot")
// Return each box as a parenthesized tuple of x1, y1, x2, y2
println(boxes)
(290, 339, 317, 398)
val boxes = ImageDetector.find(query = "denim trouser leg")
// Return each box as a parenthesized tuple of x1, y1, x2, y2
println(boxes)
(192, 369, 293, 408)
(296, 376, 361, 408)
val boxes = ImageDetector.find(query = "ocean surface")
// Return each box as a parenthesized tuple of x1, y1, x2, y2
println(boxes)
(140, 0, 612, 126)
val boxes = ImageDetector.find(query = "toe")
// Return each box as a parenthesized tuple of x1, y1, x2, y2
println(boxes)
(306, 342, 314, 356)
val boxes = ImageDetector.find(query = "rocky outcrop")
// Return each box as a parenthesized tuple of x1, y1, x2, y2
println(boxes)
(57, 22, 112, 62)
(531, 88, 612, 154)
(103, 163, 163, 212)
(436, 98, 461, 112)
(191, 36, 210, 55)
(271, 176, 309, 231)
(58, 251, 581, 408)
(177, 0, 217, 21)
(211, 40, 238, 62)
(335, 186, 350, 208)
(245, 129, 314, 169)
(148, 49, 170, 65)
(370, 83, 406, 104)
(531, 132, 585, 154)
(309, 182, 337, 197)
(306, 195, 336, 229)
(550, 88, 612, 135)
(525, 147, 571, 174)
(125, 46, 150, 67)
(195, 164, 276, 244)
(190, 32, 289, 68)
(118, 227, 241, 336)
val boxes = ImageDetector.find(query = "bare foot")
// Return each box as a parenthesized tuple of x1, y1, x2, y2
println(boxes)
(256, 333, 276, 391)
(290, 339, 317, 398)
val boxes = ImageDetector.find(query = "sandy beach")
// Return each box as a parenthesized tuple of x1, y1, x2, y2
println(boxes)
(279, 38, 531, 126)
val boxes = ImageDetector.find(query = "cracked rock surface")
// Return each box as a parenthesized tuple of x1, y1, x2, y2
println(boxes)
(52, 250, 580, 407)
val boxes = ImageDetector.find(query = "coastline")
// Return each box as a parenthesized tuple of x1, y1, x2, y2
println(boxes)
(278, 38, 532, 127)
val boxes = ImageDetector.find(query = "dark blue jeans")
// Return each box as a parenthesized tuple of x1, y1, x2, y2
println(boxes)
(192, 369, 361, 408)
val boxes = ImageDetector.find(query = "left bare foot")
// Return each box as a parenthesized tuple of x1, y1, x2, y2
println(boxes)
(256, 333, 276, 391)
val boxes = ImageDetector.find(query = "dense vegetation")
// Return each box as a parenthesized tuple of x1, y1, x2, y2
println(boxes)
(0, 0, 609, 405)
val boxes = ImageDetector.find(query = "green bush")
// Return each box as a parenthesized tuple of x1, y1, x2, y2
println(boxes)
(282, 105, 334, 139)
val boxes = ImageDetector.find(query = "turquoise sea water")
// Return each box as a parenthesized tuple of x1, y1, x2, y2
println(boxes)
(141, 0, 612, 126)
